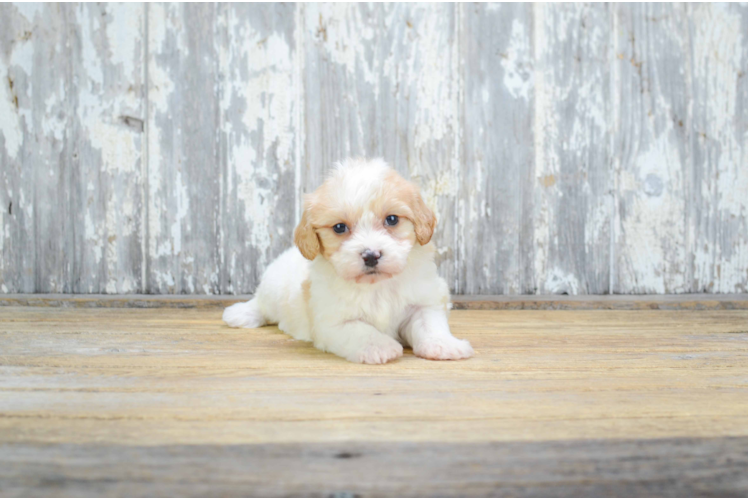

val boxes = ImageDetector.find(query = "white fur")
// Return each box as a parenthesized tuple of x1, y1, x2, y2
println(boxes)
(223, 159, 474, 364)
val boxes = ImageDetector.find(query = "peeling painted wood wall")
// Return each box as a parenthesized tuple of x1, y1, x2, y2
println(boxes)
(1, 3, 747, 295)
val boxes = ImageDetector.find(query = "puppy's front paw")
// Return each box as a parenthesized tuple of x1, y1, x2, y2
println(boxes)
(414, 337, 474, 361)
(350, 338, 403, 365)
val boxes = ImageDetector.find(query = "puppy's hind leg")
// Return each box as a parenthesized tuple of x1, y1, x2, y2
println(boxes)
(223, 298, 267, 329)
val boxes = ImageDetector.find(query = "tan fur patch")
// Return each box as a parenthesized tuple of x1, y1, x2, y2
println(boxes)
(381, 170, 436, 245)
(293, 162, 435, 261)
(294, 195, 322, 260)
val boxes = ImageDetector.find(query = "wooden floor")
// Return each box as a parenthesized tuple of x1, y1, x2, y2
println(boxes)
(1, 305, 748, 496)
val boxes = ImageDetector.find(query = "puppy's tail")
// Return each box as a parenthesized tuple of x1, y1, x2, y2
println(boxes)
(223, 298, 266, 329)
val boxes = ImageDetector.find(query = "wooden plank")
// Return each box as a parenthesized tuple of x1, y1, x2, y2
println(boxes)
(299, 3, 379, 191)
(146, 4, 221, 294)
(68, 3, 145, 293)
(612, 4, 692, 293)
(0, 4, 73, 293)
(533, 3, 613, 294)
(1, 438, 747, 497)
(690, 4, 748, 293)
(1, 307, 747, 495)
(1, 307, 747, 444)
(452, 293, 748, 310)
(217, 3, 299, 294)
(459, 3, 533, 295)
(0, 4, 33, 293)
(0, 293, 253, 309)
(301, 3, 461, 287)
(1, 4, 146, 294)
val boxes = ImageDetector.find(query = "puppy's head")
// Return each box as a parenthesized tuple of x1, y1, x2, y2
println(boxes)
(294, 158, 436, 284)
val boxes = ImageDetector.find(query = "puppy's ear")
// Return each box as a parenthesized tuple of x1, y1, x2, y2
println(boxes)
(294, 197, 321, 260)
(410, 187, 437, 246)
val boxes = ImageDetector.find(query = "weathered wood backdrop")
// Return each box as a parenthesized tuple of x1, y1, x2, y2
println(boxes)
(0, 3, 746, 295)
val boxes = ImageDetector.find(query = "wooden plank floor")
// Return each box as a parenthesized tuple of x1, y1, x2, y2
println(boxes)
(1, 306, 747, 496)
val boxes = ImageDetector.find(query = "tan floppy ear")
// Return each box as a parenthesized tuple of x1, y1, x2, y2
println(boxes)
(294, 197, 321, 260)
(410, 187, 437, 245)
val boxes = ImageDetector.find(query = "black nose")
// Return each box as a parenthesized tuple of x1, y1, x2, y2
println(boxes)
(362, 250, 381, 268)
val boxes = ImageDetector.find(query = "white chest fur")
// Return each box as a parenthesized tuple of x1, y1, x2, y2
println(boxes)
(308, 243, 449, 339)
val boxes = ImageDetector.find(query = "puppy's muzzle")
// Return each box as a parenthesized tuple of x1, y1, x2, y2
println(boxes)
(362, 249, 381, 268)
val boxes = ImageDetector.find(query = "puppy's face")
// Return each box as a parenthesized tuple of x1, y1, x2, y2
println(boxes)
(294, 159, 436, 284)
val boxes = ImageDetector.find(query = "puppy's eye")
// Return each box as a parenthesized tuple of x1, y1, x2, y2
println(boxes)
(332, 223, 348, 234)
(385, 215, 399, 226)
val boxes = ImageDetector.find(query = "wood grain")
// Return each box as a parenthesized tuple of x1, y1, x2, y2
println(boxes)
(218, 3, 299, 295)
(2, 307, 747, 444)
(2, 439, 747, 497)
(459, 3, 533, 295)
(533, 3, 612, 295)
(1, 306, 747, 495)
(146, 4, 222, 294)
(690, 3, 748, 294)
(1, 4, 748, 295)
(0, 4, 147, 294)
(613, 4, 692, 294)
(69, 3, 146, 294)
(0, 4, 73, 293)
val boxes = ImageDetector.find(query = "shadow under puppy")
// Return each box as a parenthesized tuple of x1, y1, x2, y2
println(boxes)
(223, 158, 474, 364)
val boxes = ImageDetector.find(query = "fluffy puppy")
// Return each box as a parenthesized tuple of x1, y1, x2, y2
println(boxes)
(223, 158, 474, 364)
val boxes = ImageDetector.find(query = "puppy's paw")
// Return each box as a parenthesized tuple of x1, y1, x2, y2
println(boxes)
(223, 300, 265, 329)
(414, 337, 474, 361)
(350, 338, 403, 365)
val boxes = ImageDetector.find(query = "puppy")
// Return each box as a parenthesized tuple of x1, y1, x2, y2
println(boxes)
(223, 158, 474, 364)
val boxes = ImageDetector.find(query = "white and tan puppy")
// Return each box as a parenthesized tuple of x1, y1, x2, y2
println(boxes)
(223, 158, 474, 364)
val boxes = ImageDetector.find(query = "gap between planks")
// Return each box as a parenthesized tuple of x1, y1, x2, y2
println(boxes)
(0, 293, 747, 310)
